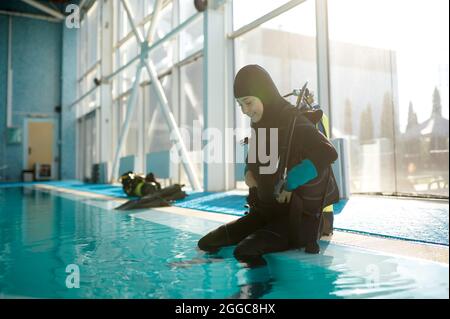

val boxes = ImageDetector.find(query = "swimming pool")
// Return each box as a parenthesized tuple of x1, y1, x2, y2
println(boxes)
(0, 186, 448, 299)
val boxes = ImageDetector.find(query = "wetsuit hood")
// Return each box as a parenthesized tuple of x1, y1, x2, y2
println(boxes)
(234, 65, 293, 128)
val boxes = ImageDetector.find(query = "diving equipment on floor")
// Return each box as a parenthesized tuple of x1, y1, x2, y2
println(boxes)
(120, 171, 162, 197)
(115, 183, 187, 210)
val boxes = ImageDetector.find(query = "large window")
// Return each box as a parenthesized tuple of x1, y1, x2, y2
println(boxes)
(108, 1, 205, 187)
(148, 2, 174, 73)
(76, 3, 100, 179)
(179, 0, 203, 60)
(77, 112, 97, 181)
(233, 0, 317, 185)
(328, 0, 449, 197)
(113, 0, 141, 98)
(72, 0, 449, 195)
(144, 75, 174, 153)
(116, 0, 149, 41)
(117, 95, 140, 157)
(234, 0, 317, 106)
(77, 2, 100, 118)
(179, 58, 204, 186)
(233, 0, 292, 30)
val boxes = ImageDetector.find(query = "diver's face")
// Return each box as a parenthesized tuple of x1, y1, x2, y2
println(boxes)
(237, 96, 264, 123)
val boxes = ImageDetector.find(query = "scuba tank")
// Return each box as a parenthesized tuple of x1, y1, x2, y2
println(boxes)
(297, 91, 335, 236)
(120, 171, 162, 197)
(278, 84, 339, 245)
(274, 82, 310, 198)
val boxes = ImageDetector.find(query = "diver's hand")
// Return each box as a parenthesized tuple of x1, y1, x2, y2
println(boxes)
(245, 171, 258, 188)
(276, 190, 292, 204)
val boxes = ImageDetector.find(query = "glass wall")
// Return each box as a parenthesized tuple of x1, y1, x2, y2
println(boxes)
(235, 1, 317, 97)
(328, 0, 449, 197)
(179, 58, 204, 186)
(76, 3, 100, 180)
(77, 2, 100, 118)
(74, 0, 448, 196)
(114, 95, 140, 157)
(179, 0, 204, 60)
(233, 0, 317, 184)
(233, 0, 292, 30)
(77, 112, 97, 181)
(108, 0, 204, 187)
(147, 2, 174, 73)
(144, 75, 174, 154)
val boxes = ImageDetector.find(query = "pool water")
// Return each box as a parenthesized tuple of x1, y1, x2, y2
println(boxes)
(0, 186, 448, 299)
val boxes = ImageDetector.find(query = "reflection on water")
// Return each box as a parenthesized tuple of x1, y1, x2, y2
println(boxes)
(0, 187, 448, 299)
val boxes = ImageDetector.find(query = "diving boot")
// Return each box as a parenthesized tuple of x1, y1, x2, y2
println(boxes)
(305, 241, 320, 254)
(297, 211, 322, 254)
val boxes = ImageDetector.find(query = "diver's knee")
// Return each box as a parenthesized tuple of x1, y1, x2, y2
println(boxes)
(233, 242, 257, 260)
(198, 226, 227, 252)
(233, 244, 266, 267)
(305, 241, 320, 254)
(197, 236, 210, 251)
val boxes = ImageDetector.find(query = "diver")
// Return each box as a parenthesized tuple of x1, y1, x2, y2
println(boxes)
(197, 65, 339, 269)
(297, 90, 335, 236)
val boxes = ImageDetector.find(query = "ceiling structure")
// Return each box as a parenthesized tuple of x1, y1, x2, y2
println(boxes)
(0, 0, 92, 22)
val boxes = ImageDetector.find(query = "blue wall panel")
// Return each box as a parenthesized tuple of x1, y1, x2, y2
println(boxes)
(0, 16, 64, 180)
(0, 16, 8, 179)
(61, 26, 77, 180)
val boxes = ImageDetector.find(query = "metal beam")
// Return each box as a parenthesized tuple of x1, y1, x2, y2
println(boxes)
(69, 85, 99, 109)
(203, 0, 235, 191)
(79, 0, 88, 10)
(78, 0, 202, 189)
(110, 62, 145, 181)
(146, 0, 164, 43)
(113, 0, 172, 50)
(147, 12, 202, 54)
(114, 0, 148, 180)
(137, 89, 145, 175)
(103, 54, 140, 83)
(77, 60, 100, 83)
(100, 0, 114, 174)
(315, 0, 332, 128)
(143, 0, 201, 190)
(228, 0, 307, 39)
(21, 0, 65, 20)
(7, 17, 13, 128)
(0, 9, 61, 22)
(110, 13, 202, 80)
(139, 0, 163, 175)
(120, 0, 144, 43)
(143, 60, 202, 190)
(72, 12, 202, 108)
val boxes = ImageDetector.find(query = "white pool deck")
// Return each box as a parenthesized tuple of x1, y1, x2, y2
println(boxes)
(34, 183, 449, 265)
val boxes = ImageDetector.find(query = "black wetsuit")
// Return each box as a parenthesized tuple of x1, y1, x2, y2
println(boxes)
(198, 65, 339, 267)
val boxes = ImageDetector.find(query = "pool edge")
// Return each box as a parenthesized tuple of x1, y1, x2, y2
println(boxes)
(33, 183, 449, 265)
